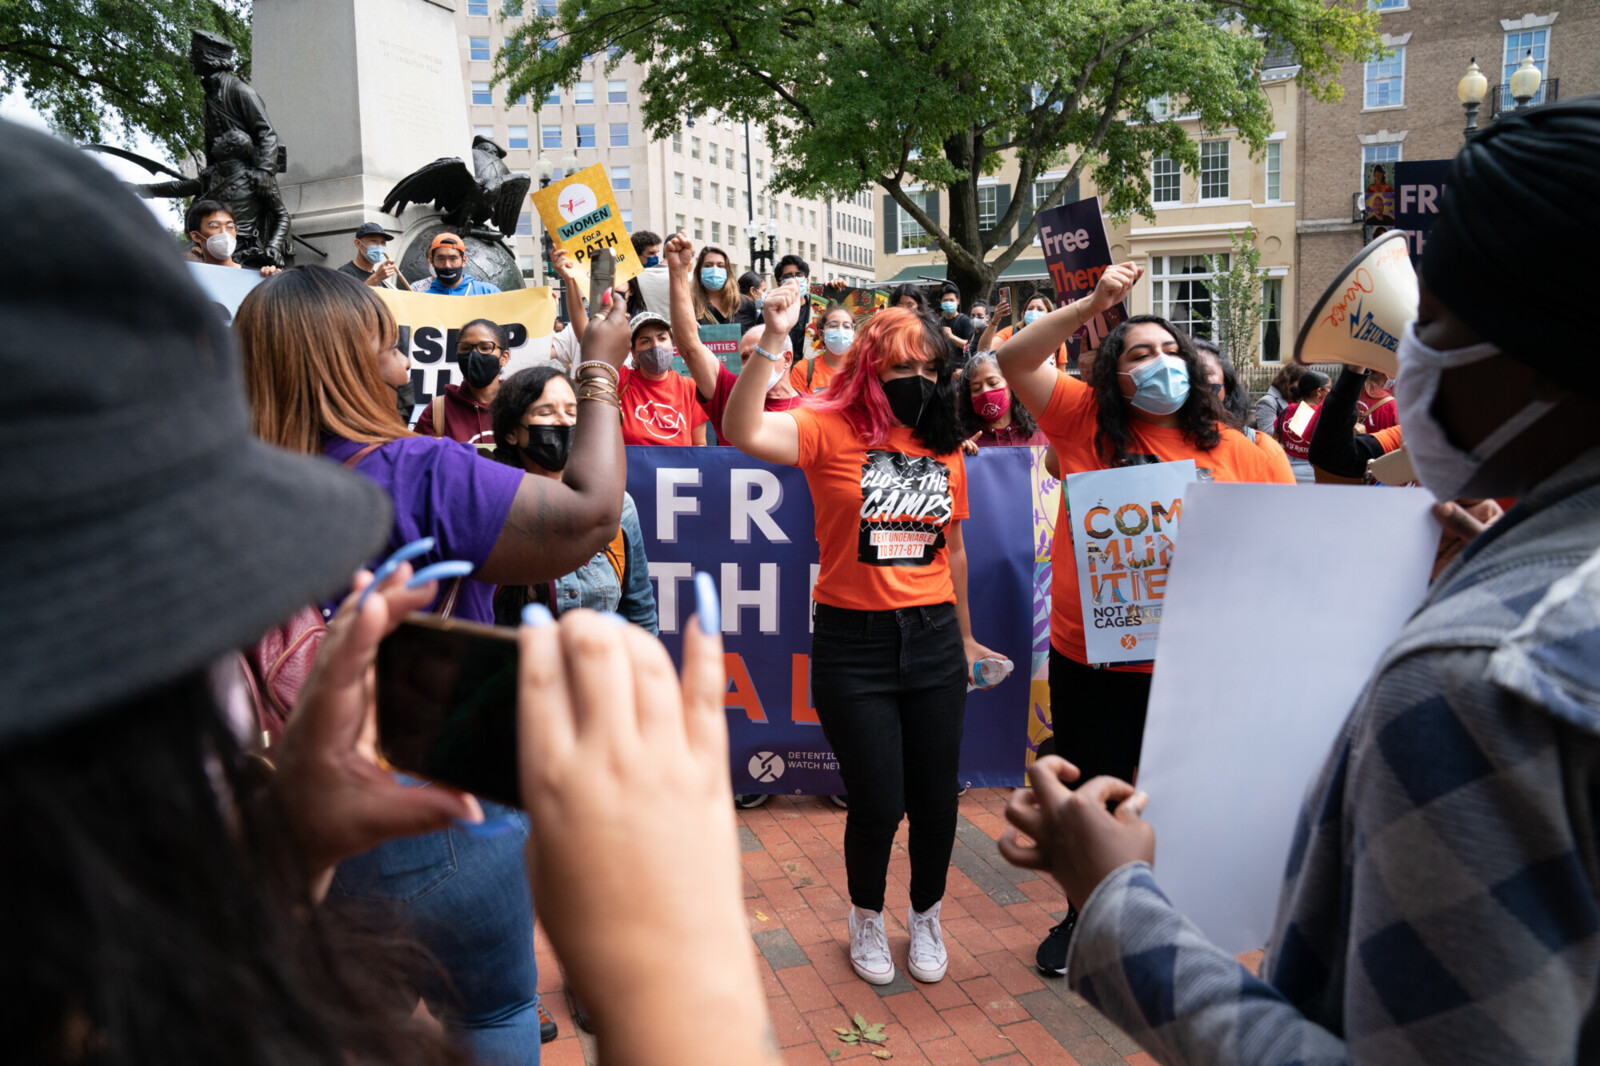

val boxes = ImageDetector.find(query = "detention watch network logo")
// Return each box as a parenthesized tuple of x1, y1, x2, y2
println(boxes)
(749, 752, 786, 783)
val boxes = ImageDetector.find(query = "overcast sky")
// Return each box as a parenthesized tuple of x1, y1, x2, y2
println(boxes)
(1, 91, 183, 230)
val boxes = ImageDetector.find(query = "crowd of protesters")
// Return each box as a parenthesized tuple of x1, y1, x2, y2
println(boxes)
(6, 91, 1600, 1066)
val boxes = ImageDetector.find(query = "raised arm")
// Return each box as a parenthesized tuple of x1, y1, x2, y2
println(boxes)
(663, 233, 722, 401)
(552, 250, 589, 341)
(1308, 366, 1385, 479)
(973, 297, 1006, 355)
(997, 263, 1141, 415)
(479, 288, 629, 584)
(722, 280, 803, 466)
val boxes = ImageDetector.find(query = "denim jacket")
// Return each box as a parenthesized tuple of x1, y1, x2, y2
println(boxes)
(1069, 445, 1600, 1064)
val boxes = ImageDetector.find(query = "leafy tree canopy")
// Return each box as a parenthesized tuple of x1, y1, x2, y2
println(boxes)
(0, 0, 251, 162)
(499, 0, 1380, 298)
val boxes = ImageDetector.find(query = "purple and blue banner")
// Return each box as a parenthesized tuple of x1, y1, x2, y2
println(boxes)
(627, 445, 1037, 793)
(1393, 160, 1452, 265)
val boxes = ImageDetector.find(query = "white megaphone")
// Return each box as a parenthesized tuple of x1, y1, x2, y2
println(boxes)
(1293, 230, 1418, 379)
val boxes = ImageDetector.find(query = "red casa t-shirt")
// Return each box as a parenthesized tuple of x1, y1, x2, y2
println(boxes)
(618, 367, 708, 446)
(1036, 372, 1294, 671)
(788, 406, 969, 611)
(701, 364, 806, 446)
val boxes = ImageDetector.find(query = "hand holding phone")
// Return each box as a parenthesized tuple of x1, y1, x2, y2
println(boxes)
(589, 247, 616, 309)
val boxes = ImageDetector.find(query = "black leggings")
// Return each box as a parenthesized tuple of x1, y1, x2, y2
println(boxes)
(1046, 648, 1153, 784)
(811, 602, 967, 914)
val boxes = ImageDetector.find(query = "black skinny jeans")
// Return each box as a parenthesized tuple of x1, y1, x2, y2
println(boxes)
(811, 601, 967, 914)
(1047, 647, 1153, 783)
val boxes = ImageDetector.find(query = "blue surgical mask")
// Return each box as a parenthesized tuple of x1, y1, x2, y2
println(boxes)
(768, 366, 784, 390)
(941, 300, 958, 315)
(642, 255, 661, 268)
(823, 328, 853, 354)
(1120, 354, 1190, 416)
(756, 293, 765, 309)
(701, 266, 728, 290)
(364, 244, 387, 264)
(1022, 309, 1043, 325)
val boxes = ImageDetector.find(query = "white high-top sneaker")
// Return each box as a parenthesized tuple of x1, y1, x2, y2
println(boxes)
(906, 901, 948, 983)
(847, 906, 896, 985)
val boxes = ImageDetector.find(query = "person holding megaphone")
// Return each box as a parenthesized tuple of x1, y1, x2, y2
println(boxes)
(998, 95, 1600, 1064)
(995, 264, 1294, 976)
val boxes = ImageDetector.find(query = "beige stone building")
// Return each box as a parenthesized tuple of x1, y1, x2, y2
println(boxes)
(453, 0, 830, 285)
(1296, 1, 1599, 334)
(876, 63, 1301, 363)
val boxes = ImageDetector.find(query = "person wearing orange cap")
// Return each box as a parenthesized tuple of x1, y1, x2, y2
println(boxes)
(409, 232, 501, 296)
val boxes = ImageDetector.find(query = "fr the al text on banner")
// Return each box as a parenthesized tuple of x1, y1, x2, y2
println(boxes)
(626, 445, 1036, 793)
(374, 286, 558, 404)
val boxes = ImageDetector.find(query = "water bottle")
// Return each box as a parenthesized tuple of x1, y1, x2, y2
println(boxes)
(968, 656, 1014, 692)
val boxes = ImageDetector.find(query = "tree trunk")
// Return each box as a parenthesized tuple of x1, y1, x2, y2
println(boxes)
(944, 252, 997, 311)
(941, 135, 993, 308)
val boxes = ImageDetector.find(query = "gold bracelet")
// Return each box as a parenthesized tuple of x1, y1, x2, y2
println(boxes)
(575, 359, 619, 381)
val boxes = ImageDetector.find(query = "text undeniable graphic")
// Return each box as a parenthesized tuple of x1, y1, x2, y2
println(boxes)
(857, 451, 953, 567)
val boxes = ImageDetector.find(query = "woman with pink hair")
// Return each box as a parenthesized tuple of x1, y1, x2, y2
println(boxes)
(721, 283, 1006, 990)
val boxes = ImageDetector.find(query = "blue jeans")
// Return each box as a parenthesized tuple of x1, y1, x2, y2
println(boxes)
(328, 798, 541, 1065)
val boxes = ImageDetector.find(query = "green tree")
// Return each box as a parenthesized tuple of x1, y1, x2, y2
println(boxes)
(497, 0, 1379, 301)
(0, 1, 251, 162)
(1206, 227, 1264, 366)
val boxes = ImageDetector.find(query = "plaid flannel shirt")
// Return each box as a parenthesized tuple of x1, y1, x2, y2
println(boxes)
(1069, 446, 1600, 1064)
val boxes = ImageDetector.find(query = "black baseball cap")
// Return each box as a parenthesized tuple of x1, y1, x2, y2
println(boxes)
(354, 222, 391, 240)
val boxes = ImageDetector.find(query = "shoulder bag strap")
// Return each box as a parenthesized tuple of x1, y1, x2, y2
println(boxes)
(341, 442, 384, 469)
(431, 395, 445, 438)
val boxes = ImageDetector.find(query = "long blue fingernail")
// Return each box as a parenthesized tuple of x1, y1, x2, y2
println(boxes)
(599, 610, 628, 627)
(407, 560, 474, 588)
(522, 602, 554, 627)
(694, 571, 719, 635)
(356, 537, 437, 610)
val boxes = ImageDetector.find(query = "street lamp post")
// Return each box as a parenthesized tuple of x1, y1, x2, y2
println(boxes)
(1509, 50, 1543, 109)
(747, 219, 777, 277)
(1458, 57, 1488, 143)
(535, 157, 555, 290)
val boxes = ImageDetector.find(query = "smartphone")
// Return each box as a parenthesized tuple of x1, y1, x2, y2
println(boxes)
(999, 285, 1014, 329)
(375, 614, 522, 808)
(589, 246, 616, 309)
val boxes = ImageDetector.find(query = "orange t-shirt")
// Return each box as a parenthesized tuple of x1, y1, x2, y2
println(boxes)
(993, 324, 1071, 368)
(1038, 373, 1295, 671)
(618, 367, 708, 446)
(789, 406, 969, 611)
(789, 356, 840, 396)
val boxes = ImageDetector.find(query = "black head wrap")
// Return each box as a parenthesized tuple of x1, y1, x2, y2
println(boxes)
(1422, 95, 1600, 387)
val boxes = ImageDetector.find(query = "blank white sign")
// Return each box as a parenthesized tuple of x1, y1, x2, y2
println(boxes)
(1138, 482, 1438, 954)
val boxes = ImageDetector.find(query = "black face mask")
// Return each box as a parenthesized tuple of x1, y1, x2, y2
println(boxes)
(434, 265, 464, 286)
(520, 424, 574, 471)
(462, 349, 501, 389)
(881, 375, 935, 429)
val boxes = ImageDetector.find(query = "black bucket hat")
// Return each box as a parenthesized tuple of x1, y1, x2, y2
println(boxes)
(0, 120, 392, 744)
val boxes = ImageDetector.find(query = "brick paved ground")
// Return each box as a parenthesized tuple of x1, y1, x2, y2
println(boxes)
(534, 787, 1266, 1065)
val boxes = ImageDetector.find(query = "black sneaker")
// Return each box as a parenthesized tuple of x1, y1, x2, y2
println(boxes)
(537, 998, 558, 1043)
(735, 793, 771, 809)
(1036, 909, 1077, 976)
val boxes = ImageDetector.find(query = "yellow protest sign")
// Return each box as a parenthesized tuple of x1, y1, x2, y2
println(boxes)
(531, 163, 639, 284)
(375, 286, 558, 403)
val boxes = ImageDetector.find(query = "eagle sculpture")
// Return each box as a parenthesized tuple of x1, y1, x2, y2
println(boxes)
(381, 135, 532, 241)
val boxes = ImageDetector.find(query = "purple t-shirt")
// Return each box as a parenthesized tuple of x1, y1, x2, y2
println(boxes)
(324, 436, 523, 624)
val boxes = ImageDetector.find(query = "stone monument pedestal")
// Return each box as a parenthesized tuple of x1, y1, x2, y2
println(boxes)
(252, 0, 469, 262)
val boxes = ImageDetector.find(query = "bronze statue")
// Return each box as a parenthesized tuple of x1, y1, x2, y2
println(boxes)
(87, 28, 296, 267)
(381, 136, 533, 244)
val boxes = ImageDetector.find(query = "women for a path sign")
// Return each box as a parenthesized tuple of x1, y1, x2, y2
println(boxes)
(1065, 460, 1197, 664)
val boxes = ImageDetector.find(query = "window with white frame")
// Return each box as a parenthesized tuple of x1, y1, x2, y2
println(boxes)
(537, 0, 556, 13)
(899, 196, 931, 252)
(1149, 255, 1227, 339)
(1260, 278, 1283, 362)
(541, 124, 561, 149)
(674, 213, 686, 233)
(467, 0, 488, 14)
(977, 186, 998, 229)
(473, 124, 495, 140)
(692, 177, 702, 200)
(1265, 142, 1282, 201)
(507, 125, 528, 149)
(469, 37, 490, 62)
(575, 81, 594, 105)
(709, 142, 718, 164)
(621, 208, 633, 234)
(725, 186, 735, 208)
(609, 123, 628, 146)
(785, 203, 793, 223)
(1364, 47, 1405, 108)
(755, 159, 763, 179)
(575, 124, 595, 148)
(1362, 142, 1401, 191)
(1152, 155, 1180, 204)
(809, 209, 817, 229)
(691, 137, 700, 159)
(608, 80, 627, 104)
(673, 172, 684, 195)
(1199, 140, 1229, 200)
(1504, 29, 1550, 105)
(544, 87, 560, 106)
(611, 165, 631, 190)
(516, 212, 533, 236)
(471, 81, 492, 105)
(711, 221, 721, 244)
(710, 182, 719, 205)
(725, 148, 735, 169)
(512, 92, 527, 106)
(693, 218, 703, 240)
(672, 130, 682, 153)
(1369, 0, 1406, 9)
